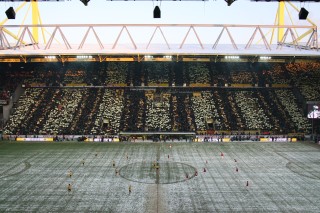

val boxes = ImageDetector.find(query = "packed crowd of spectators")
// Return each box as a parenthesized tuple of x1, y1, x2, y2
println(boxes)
(2, 61, 310, 90)
(211, 63, 233, 86)
(255, 90, 282, 133)
(2, 86, 314, 135)
(120, 90, 146, 132)
(105, 62, 128, 85)
(171, 93, 196, 132)
(143, 62, 171, 85)
(145, 93, 171, 131)
(275, 89, 311, 132)
(191, 91, 221, 131)
(64, 69, 86, 84)
(40, 89, 83, 135)
(298, 83, 320, 102)
(187, 62, 211, 85)
(223, 90, 247, 130)
(211, 90, 231, 130)
(3, 88, 43, 135)
(68, 88, 103, 134)
(263, 63, 291, 84)
(2, 61, 320, 135)
(233, 90, 272, 130)
(93, 89, 124, 135)
(289, 64, 320, 102)
(286, 61, 320, 74)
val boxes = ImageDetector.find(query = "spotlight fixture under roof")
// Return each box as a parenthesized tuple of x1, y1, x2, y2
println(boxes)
(225, 0, 235, 6)
(153, 6, 161, 18)
(5, 7, 15, 19)
(299, 7, 309, 20)
(80, 0, 90, 6)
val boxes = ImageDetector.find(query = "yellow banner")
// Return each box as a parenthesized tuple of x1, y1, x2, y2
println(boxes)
(0, 58, 21, 62)
(183, 58, 210, 62)
(230, 84, 252, 87)
(106, 58, 134, 62)
(30, 83, 46, 87)
(31, 58, 59, 62)
(148, 83, 169, 86)
(222, 138, 230, 142)
(190, 83, 210, 87)
(272, 84, 290, 88)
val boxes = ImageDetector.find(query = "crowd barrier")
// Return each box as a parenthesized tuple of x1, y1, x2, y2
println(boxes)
(1, 134, 302, 143)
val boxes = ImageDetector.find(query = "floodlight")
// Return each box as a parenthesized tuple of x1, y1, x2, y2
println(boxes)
(153, 6, 161, 18)
(5, 7, 15, 19)
(225, 0, 235, 6)
(80, 0, 90, 6)
(299, 8, 309, 20)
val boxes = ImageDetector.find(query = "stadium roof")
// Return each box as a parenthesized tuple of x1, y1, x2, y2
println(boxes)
(0, 1, 320, 61)
(0, 24, 318, 59)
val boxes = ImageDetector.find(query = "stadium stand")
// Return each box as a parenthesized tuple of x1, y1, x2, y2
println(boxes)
(1, 61, 319, 137)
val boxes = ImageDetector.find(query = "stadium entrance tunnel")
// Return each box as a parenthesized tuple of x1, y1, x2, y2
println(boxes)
(119, 161, 197, 184)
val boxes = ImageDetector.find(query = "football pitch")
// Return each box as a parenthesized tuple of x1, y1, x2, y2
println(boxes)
(0, 141, 320, 212)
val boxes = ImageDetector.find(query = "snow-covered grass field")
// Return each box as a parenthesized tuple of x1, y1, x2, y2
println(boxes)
(0, 141, 320, 213)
